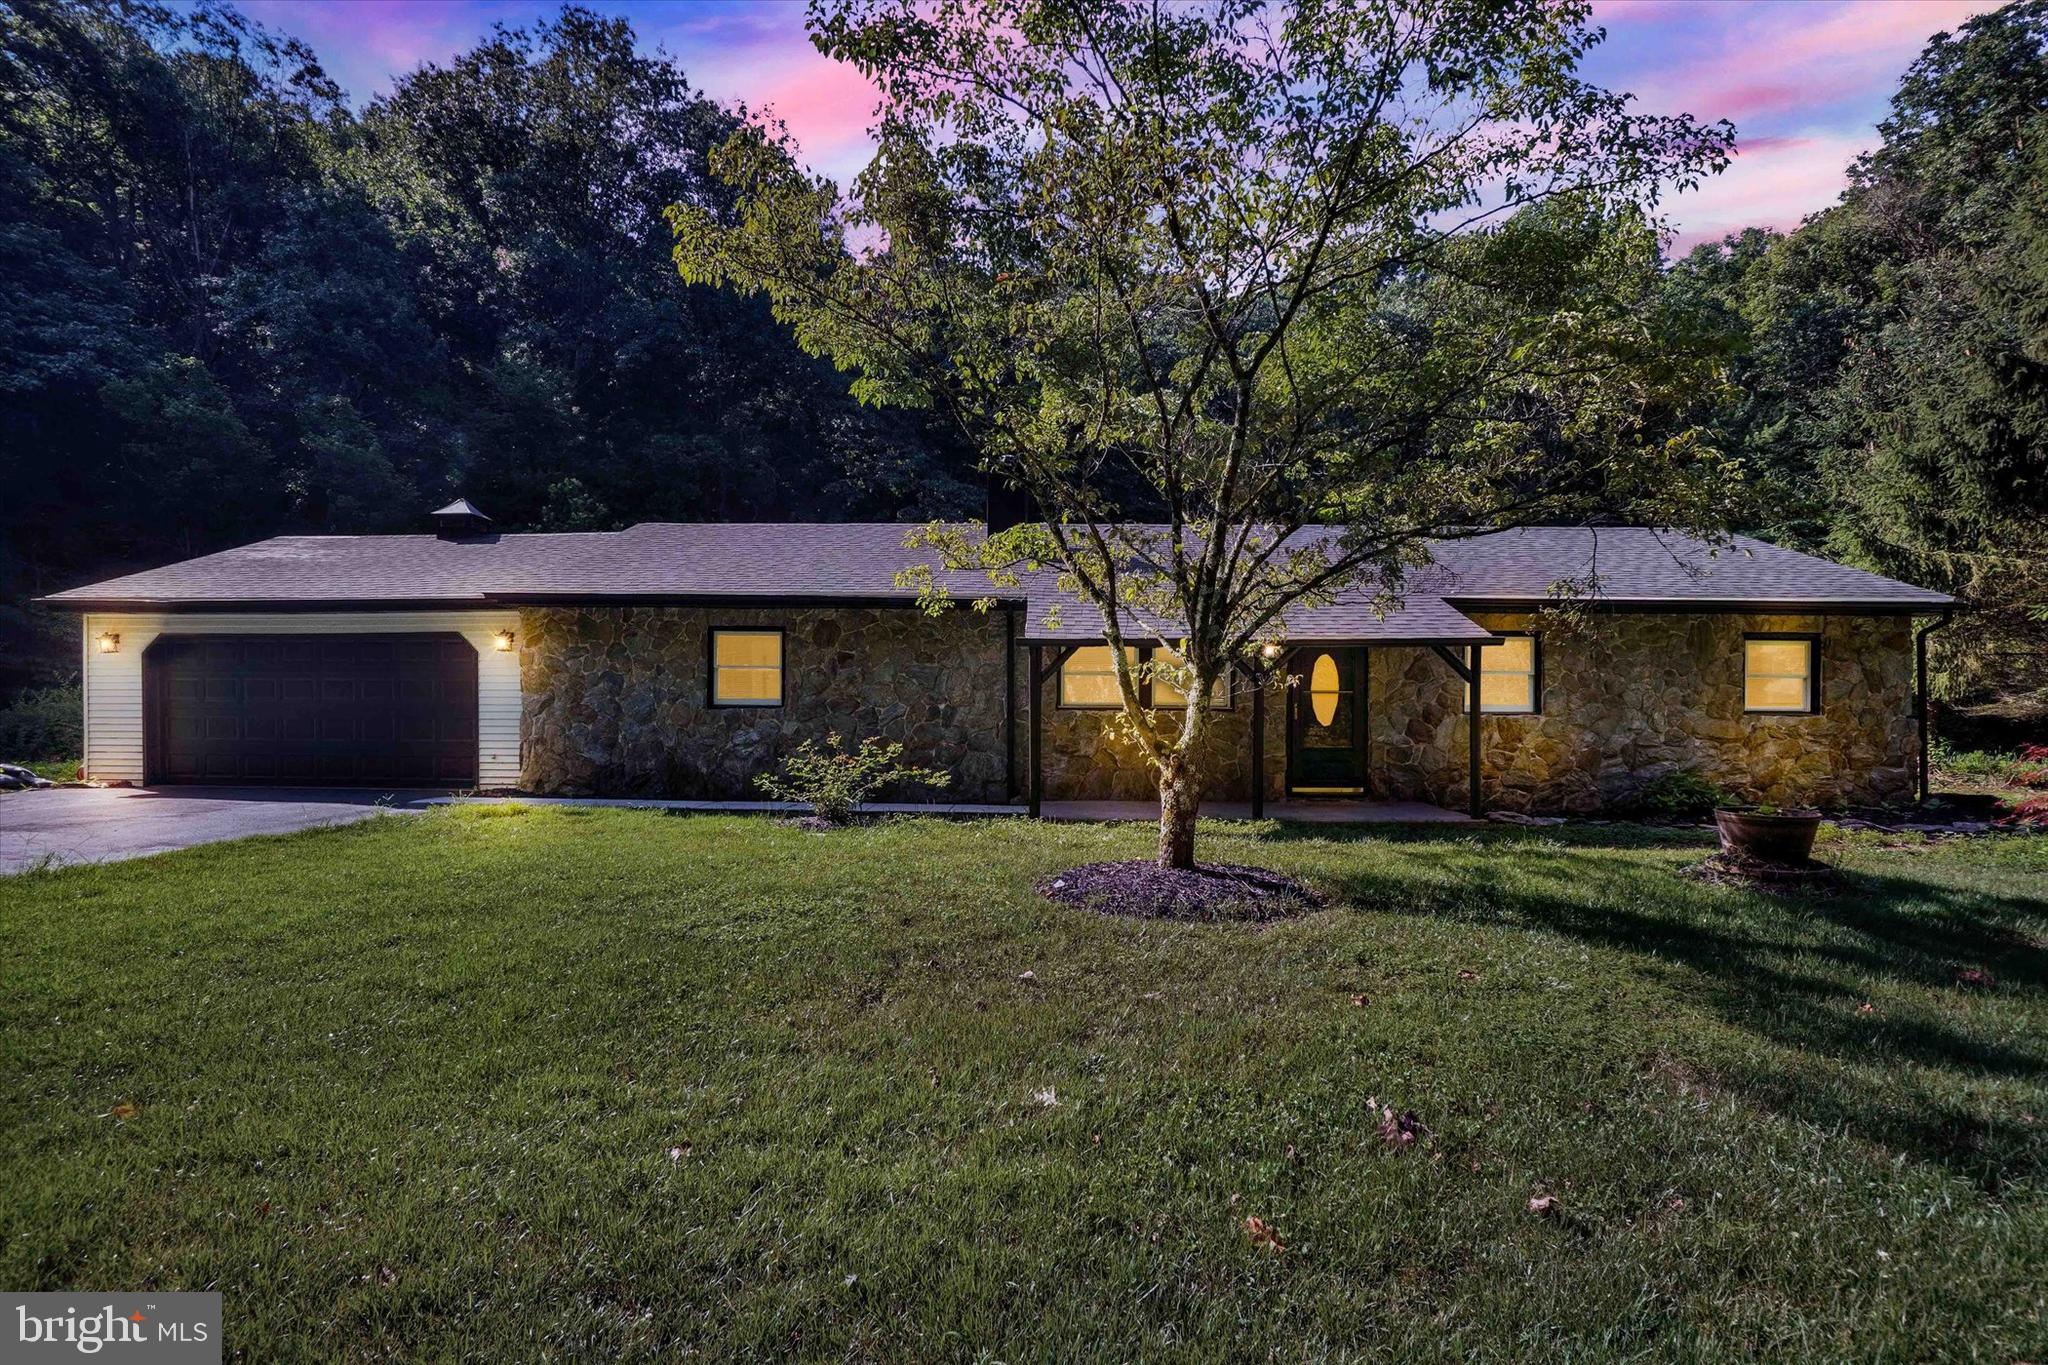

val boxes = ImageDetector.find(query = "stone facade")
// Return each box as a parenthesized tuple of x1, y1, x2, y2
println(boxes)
(518, 605, 1917, 812)
(1031, 672, 1282, 801)
(1032, 612, 1916, 810)
(519, 606, 1010, 801)
(1369, 611, 1916, 812)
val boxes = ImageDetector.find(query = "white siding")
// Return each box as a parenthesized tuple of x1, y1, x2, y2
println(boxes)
(81, 611, 522, 788)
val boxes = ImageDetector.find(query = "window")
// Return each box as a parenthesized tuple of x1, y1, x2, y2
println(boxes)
(710, 630, 782, 706)
(1465, 634, 1540, 714)
(1058, 645, 1137, 708)
(1149, 646, 1233, 710)
(1744, 636, 1816, 713)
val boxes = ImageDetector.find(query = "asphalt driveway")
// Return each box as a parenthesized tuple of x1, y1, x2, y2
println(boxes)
(0, 787, 429, 874)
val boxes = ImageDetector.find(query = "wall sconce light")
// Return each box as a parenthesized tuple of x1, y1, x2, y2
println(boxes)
(96, 631, 120, 654)
(492, 630, 515, 652)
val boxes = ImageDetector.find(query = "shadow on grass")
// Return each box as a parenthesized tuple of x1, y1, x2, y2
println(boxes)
(1257, 824, 2048, 1193)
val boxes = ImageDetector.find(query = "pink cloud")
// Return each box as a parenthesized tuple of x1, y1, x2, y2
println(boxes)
(742, 53, 881, 178)
(1612, 0, 2003, 125)
(1663, 132, 1868, 254)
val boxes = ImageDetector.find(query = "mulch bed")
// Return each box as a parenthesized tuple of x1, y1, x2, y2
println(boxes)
(1037, 859, 1328, 923)
(1680, 852, 1851, 895)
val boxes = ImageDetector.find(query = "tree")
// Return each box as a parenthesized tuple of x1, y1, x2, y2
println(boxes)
(1661, 0, 2048, 702)
(673, 0, 1736, 869)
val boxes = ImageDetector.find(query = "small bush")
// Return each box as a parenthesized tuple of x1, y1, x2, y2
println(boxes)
(1620, 768, 1730, 820)
(0, 684, 82, 762)
(754, 733, 950, 825)
(1932, 739, 2048, 787)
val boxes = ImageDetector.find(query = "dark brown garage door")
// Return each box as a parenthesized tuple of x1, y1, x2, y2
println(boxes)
(146, 635, 478, 786)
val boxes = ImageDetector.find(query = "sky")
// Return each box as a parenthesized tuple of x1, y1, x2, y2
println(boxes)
(229, 0, 2004, 254)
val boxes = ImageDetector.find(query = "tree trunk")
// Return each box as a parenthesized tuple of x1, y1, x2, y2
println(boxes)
(1157, 753, 1200, 870)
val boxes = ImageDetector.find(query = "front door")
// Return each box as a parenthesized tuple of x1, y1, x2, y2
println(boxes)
(1287, 647, 1367, 794)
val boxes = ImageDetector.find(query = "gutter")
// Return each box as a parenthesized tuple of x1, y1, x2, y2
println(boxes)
(1915, 608, 1954, 803)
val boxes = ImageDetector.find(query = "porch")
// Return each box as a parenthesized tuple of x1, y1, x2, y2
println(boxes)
(1040, 799, 1471, 824)
(1024, 635, 1498, 819)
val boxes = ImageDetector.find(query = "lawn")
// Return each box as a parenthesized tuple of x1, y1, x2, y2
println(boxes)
(3, 810, 2043, 1361)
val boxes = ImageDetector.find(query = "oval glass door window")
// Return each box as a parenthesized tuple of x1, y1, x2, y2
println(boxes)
(1309, 653, 1340, 726)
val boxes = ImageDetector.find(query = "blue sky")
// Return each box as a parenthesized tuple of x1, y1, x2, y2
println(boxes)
(227, 0, 2002, 252)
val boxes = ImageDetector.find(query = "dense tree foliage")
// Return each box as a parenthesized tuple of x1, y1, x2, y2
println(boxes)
(676, 0, 1735, 865)
(2, 0, 2041, 762)
(1663, 0, 2048, 700)
(0, 0, 975, 699)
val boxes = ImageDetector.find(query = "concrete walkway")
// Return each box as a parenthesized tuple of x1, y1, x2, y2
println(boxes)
(1039, 799, 1472, 824)
(0, 786, 423, 875)
(426, 796, 1030, 816)
(429, 794, 1468, 823)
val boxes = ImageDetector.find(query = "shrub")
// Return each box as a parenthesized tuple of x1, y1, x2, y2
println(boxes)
(754, 733, 950, 825)
(1620, 768, 1730, 820)
(0, 684, 82, 762)
(1932, 740, 2048, 787)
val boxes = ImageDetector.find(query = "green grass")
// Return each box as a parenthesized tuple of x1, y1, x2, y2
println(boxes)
(4, 811, 2044, 1361)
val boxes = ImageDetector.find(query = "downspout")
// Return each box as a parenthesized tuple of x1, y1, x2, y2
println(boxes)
(1914, 608, 1953, 803)
(80, 615, 91, 783)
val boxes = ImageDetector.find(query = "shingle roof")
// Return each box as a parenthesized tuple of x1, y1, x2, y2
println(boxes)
(42, 522, 1950, 644)
(1418, 527, 1953, 608)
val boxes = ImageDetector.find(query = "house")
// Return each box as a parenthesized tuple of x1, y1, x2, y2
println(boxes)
(42, 504, 1954, 814)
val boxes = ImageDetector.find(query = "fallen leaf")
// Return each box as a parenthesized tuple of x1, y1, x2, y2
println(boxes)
(1350, 994, 1370, 1008)
(377, 1265, 398, 1287)
(667, 1145, 690, 1162)
(109, 1102, 137, 1121)
(1528, 1194, 1560, 1217)
(1954, 966, 1996, 990)
(1377, 1109, 1422, 1147)
(1457, 969, 1480, 982)
(1856, 1002, 1876, 1016)
(1243, 1216, 1286, 1253)
(1017, 970, 1037, 984)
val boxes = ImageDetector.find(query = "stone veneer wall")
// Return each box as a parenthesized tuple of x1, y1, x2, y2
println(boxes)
(518, 606, 1916, 811)
(519, 606, 1010, 801)
(1369, 612, 1917, 812)
(1028, 668, 1285, 802)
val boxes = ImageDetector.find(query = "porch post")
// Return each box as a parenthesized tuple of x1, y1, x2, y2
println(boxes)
(1028, 641, 1044, 818)
(1249, 673, 1266, 819)
(1003, 604, 1017, 801)
(1467, 643, 1483, 820)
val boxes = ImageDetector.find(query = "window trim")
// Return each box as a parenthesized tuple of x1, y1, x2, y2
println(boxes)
(708, 627, 785, 708)
(1057, 644, 1236, 711)
(1743, 632, 1821, 715)
(1057, 644, 1138, 710)
(1464, 631, 1542, 716)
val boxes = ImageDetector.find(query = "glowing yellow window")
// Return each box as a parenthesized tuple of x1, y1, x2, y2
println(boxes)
(1309, 653, 1341, 726)
(1745, 638, 1814, 713)
(1059, 645, 1138, 708)
(1465, 635, 1538, 714)
(1149, 646, 1230, 709)
(711, 630, 782, 706)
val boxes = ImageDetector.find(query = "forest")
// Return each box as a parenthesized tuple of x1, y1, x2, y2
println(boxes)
(1, 0, 2043, 755)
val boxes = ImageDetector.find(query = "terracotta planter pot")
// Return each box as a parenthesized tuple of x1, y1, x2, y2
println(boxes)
(1714, 808, 1822, 865)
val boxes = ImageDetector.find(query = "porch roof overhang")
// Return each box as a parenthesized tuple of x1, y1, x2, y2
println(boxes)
(1014, 591, 1501, 647)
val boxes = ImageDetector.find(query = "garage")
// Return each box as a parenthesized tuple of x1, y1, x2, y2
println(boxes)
(145, 634, 479, 787)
